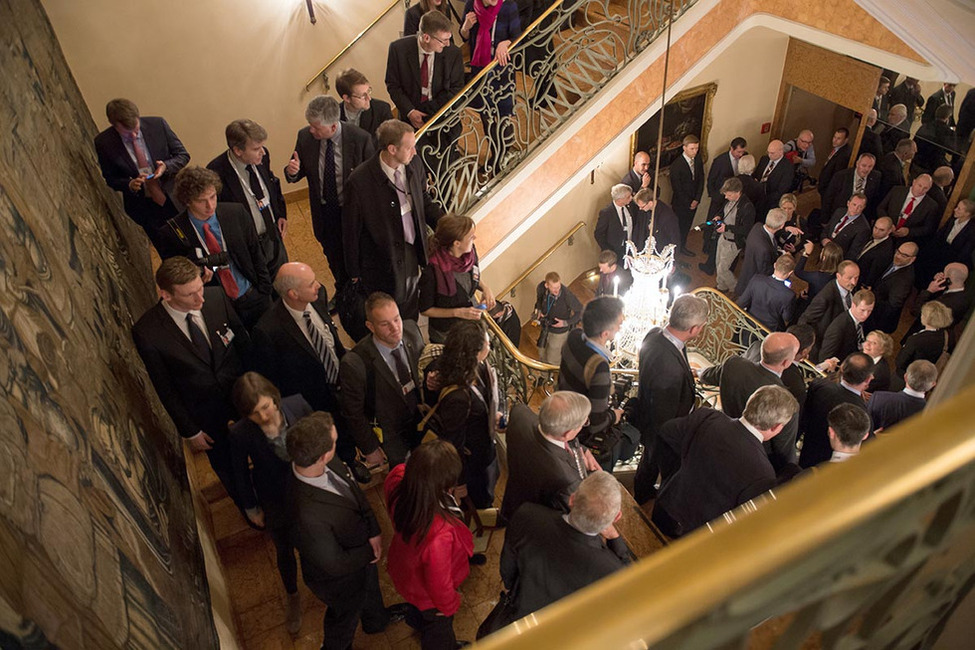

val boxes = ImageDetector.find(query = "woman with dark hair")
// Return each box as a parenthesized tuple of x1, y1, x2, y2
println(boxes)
(419, 215, 496, 343)
(796, 240, 843, 299)
(403, 0, 445, 36)
(385, 440, 474, 649)
(229, 372, 312, 636)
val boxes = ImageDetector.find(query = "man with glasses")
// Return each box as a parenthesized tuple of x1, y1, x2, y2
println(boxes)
(335, 68, 393, 146)
(783, 129, 816, 192)
(865, 241, 918, 333)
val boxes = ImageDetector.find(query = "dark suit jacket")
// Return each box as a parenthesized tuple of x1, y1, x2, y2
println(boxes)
(499, 403, 588, 524)
(876, 187, 940, 242)
(154, 203, 272, 297)
(343, 153, 442, 304)
(252, 288, 346, 413)
(858, 129, 883, 162)
(737, 173, 765, 211)
(338, 326, 424, 461)
(868, 265, 914, 333)
(648, 201, 680, 251)
(922, 88, 956, 127)
(132, 288, 250, 439)
(877, 152, 909, 203)
(737, 274, 796, 331)
(93, 116, 190, 229)
(819, 311, 861, 362)
(957, 87, 975, 144)
(707, 151, 737, 199)
(868, 390, 925, 433)
(668, 154, 705, 210)
(908, 290, 972, 341)
(736, 223, 778, 296)
(867, 357, 892, 393)
(654, 409, 779, 537)
(799, 378, 868, 468)
(620, 168, 647, 194)
(889, 81, 924, 125)
(817, 143, 852, 198)
(340, 99, 394, 141)
(880, 123, 911, 156)
(896, 329, 948, 375)
(710, 194, 755, 249)
(917, 218, 975, 285)
(742, 341, 807, 407)
(229, 394, 313, 525)
(285, 123, 375, 228)
(822, 209, 870, 258)
(856, 237, 895, 289)
(595, 201, 643, 260)
(799, 280, 847, 352)
(927, 184, 948, 218)
(289, 457, 381, 602)
(821, 168, 882, 222)
(385, 36, 465, 125)
(500, 503, 629, 620)
(753, 156, 794, 216)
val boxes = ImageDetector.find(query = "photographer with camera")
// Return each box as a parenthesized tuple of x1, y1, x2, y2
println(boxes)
(154, 165, 272, 328)
(533, 272, 582, 365)
(707, 177, 755, 294)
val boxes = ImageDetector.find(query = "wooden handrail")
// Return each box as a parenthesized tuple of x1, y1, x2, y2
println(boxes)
(498, 220, 587, 299)
(303, 0, 403, 91)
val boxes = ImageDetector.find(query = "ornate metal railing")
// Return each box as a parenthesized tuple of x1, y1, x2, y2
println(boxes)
(416, 0, 697, 213)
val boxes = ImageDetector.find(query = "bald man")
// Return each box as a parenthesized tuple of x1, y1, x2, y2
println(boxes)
(907, 263, 972, 342)
(877, 173, 940, 244)
(783, 129, 816, 191)
(866, 241, 918, 333)
(753, 139, 795, 217)
(856, 216, 896, 289)
(622, 151, 652, 194)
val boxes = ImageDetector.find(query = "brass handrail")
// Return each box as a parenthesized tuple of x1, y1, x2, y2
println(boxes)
(483, 312, 558, 373)
(498, 220, 587, 299)
(303, 0, 403, 91)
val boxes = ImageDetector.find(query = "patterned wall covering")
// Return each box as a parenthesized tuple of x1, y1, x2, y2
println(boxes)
(0, 1, 217, 647)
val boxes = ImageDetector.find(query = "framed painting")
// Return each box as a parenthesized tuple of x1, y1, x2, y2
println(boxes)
(630, 82, 717, 173)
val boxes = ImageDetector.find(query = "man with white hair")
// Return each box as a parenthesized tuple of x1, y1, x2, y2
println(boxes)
(753, 139, 795, 216)
(735, 208, 786, 296)
(783, 129, 816, 191)
(595, 183, 643, 261)
(881, 104, 910, 154)
(859, 109, 883, 160)
(500, 471, 631, 621)
(868, 359, 938, 433)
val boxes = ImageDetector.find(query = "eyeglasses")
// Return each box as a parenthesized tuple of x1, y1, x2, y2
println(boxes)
(350, 88, 373, 99)
(430, 34, 451, 46)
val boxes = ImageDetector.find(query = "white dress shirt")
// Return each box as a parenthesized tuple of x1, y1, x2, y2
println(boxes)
(162, 301, 210, 345)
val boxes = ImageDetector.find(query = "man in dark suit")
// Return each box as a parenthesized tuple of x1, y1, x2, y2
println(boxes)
(915, 200, 975, 286)
(906, 263, 972, 341)
(799, 260, 861, 359)
(822, 403, 872, 463)
(132, 256, 249, 499)
(154, 166, 272, 328)
(652, 385, 799, 538)
(699, 332, 801, 470)
(339, 293, 424, 468)
(927, 166, 953, 218)
(335, 68, 394, 144)
(957, 87, 975, 146)
(207, 119, 288, 281)
(93, 98, 190, 247)
(595, 184, 642, 262)
(873, 77, 891, 120)
(879, 105, 911, 155)
(798, 352, 873, 468)
(287, 413, 398, 649)
(501, 472, 630, 621)
(633, 189, 678, 252)
(888, 78, 924, 127)
(735, 209, 786, 297)
(913, 106, 958, 175)
(633, 294, 709, 504)
(594, 251, 633, 297)
(710, 178, 756, 293)
(877, 138, 916, 203)
(621, 150, 652, 194)
(753, 139, 795, 218)
(707, 137, 748, 202)
(741, 324, 824, 408)
(877, 174, 940, 245)
(858, 110, 884, 161)
(866, 241, 917, 333)
(821, 193, 871, 259)
(285, 96, 375, 290)
(855, 217, 896, 289)
(922, 83, 957, 127)
(669, 134, 706, 255)
(499, 392, 594, 524)
(737, 254, 798, 331)
(820, 154, 882, 228)
(818, 128, 852, 202)
(868, 359, 937, 433)
(820, 289, 875, 362)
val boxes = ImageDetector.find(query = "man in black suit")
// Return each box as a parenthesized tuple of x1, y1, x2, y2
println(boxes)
(820, 153, 881, 228)
(888, 78, 924, 127)
(821, 193, 871, 259)
(207, 119, 288, 281)
(823, 403, 871, 463)
(927, 166, 953, 218)
(858, 110, 883, 161)
(93, 98, 190, 247)
(798, 352, 873, 469)
(906, 263, 972, 341)
(668, 134, 705, 255)
(799, 260, 860, 359)
(132, 256, 249, 499)
(339, 292, 424, 468)
(154, 166, 272, 328)
(285, 95, 375, 289)
(922, 83, 957, 127)
(877, 138, 916, 203)
(741, 324, 828, 408)
(633, 188, 679, 252)
(633, 294, 709, 504)
(737, 254, 798, 331)
(880, 105, 911, 155)
(699, 332, 801, 470)
(335, 68, 394, 144)
(652, 385, 800, 538)
(735, 208, 786, 297)
(915, 200, 975, 286)
(621, 150, 652, 194)
(287, 413, 398, 649)
(594, 250, 633, 297)
(868, 359, 937, 433)
(499, 392, 595, 524)
(856, 217, 896, 289)
(866, 241, 917, 333)
(820, 289, 875, 362)
(753, 139, 795, 218)
(878, 173, 940, 245)
(595, 184, 642, 261)
(707, 137, 748, 202)
(957, 87, 975, 146)
(710, 178, 756, 293)
(873, 77, 891, 120)
(344, 120, 442, 324)
(818, 128, 852, 202)
(501, 471, 630, 621)
(913, 106, 958, 175)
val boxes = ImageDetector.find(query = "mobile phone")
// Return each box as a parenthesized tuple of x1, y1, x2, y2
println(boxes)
(144, 173, 156, 180)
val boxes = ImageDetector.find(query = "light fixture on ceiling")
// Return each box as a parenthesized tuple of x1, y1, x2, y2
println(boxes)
(306, 0, 317, 24)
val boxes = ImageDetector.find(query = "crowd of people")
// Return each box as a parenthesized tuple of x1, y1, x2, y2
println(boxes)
(93, 9, 972, 643)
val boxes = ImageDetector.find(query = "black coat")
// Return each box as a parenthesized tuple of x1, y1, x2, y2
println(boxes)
(737, 274, 796, 331)
(737, 173, 765, 211)
(922, 88, 956, 127)
(753, 155, 795, 216)
(707, 151, 738, 200)
(817, 143, 852, 198)
(710, 194, 756, 250)
(132, 288, 250, 439)
(799, 378, 868, 468)
(251, 288, 347, 413)
(736, 223, 778, 296)
(876, 187, 940, 243)
(867, 265, 915, 333)
(877, 152, 909, 203)
(645, 201, 681, 251)
(385, 36, 465, 125)
(819, 311, 861, 362)
(856, 237, 896, 289)
(858, 129, 883, 162)
(868, 390, 926, 433)
(620, 168, 647, 194)
(340, 99, 394, 143)
(822, 209, 870, 259)
(668, 154, 705, 209)
(916, 218, 975, 286)
(896, 329, 948, 375)
(595, 201, 644, 261)
(799, 280, 848, 354)
(867, 356, 892, 393)
(821, 168, 882, 222)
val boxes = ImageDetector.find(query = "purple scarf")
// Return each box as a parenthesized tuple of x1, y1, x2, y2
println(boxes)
(471, 0, 505, 68)
(430, 246, 476, 296)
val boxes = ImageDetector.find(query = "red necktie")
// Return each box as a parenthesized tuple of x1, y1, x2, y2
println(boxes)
(420, 54, 430, 102)
(129, 133, 166, 206)
(897, 197, 916, 229)
(203, 223, 240, 299)
(832, 214, 852, 238)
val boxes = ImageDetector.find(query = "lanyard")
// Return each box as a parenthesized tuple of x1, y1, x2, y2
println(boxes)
(227, 152, 273, 216)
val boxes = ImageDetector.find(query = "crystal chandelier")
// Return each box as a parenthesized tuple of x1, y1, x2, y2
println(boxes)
(612, 236, 676, 367)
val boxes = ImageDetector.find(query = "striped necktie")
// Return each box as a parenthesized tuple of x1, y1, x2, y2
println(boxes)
(303, 311, 339, 383)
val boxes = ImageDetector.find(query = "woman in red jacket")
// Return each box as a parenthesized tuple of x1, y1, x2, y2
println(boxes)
(385, 440, 474, 648)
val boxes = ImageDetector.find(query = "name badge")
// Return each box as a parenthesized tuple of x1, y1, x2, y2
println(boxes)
(256, 197, 270, 211)
(217, 325, 235, 347)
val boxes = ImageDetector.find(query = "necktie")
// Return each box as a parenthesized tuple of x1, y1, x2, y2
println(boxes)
(897, 197, 915, 229)
(832, 214, 852, 238)
(619, 206, 630, 238)
(843, 291, 852, 310)
(392, 345, 418, 411)
(761, 160, 775, 183)
(303, 311, 339, 383)
(859, 239, 878, 258)
(854, 175, 865, 193)
(687, 157, 694, 179)
(882, 265, 897, 280)
(202, 223, 240, 299)
(246, 164, 266, 202)
(186, 313, 211, 363)
(420, 53, 430, 102)
(128, 134, 166, 206)
(326, 467, 356, 502)
(565, 442, 585, 480)
(321, 138, 339, 207)
(393, 168, 416, 244)
(856, 322, 865, 348)
(731, 155, 738, 175)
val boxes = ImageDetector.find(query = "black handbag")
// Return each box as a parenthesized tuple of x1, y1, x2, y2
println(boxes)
(336, 279, 369, 342)
(476, 589, 519, 640)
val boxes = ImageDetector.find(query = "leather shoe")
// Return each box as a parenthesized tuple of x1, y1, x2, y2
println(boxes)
(698, 262, 715, 274)
(386, 602, 411, 624)
(350, 460, 372, 484)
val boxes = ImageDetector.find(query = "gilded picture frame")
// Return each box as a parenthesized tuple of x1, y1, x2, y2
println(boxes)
(630, 82, 717, 173)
